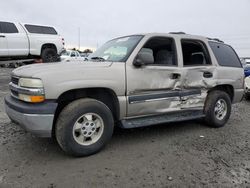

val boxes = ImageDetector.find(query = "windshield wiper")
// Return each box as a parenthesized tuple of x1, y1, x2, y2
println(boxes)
(90, 56, 106, 61)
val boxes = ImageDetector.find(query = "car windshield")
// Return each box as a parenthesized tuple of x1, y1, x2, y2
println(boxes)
(88, 35, 143, 62)
(61, 51, 71, 56)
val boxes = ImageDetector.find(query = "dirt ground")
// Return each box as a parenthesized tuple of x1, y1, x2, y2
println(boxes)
(0, 68, 250, 188)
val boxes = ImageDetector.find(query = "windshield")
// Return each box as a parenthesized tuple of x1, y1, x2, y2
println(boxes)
(89, 35, 143, 62)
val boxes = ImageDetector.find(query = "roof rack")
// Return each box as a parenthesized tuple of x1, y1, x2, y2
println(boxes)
(207, 37, 224, 43)
(169, 32, 186, 34)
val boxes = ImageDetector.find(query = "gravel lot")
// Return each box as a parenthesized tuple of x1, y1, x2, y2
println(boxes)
(0, 68, 250, 187)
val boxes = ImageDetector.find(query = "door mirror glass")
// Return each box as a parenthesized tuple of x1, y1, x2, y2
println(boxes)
(134, 48, 154, 66)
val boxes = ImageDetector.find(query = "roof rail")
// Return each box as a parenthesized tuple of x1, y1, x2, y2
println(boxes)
(169, 32, 186, 34)
(207, 37, 224, 43)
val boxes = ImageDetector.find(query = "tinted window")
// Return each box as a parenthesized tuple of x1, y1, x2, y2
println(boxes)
(24, 24, 57, 35)
(209, 41, 242, 68)
(0, 22, 18, 33)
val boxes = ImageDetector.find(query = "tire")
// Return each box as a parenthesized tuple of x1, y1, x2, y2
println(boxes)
(41, 48, 58, 63)
(204, 90, 231, 128)
(55, 98, 114, 157)
(245, 94, 250, 101)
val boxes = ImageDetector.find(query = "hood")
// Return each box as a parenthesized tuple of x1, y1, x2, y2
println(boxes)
(12, 61, 113, 78)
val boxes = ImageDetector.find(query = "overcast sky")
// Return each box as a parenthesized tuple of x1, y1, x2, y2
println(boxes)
(1, 0, 250, 56)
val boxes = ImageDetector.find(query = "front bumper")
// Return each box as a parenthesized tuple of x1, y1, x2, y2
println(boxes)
(4, 95, 57, 137)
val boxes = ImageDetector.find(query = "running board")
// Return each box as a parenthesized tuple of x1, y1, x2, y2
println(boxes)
(120, 110, 205, 129)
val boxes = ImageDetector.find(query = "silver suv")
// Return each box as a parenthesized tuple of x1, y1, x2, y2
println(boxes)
(5, 33, 244, 156)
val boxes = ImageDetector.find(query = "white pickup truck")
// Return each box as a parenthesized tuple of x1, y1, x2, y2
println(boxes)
(0, 21, 65, 62)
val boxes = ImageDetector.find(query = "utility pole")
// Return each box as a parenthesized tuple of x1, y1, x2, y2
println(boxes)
(78, 27, 81, 50)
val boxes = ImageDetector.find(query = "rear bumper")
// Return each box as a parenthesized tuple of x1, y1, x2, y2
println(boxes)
(233, 89, 245, 103)
(4, 95, 57, 137)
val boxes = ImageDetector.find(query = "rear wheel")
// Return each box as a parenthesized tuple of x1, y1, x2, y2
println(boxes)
(204, 90, 231, 128)
(55, 98, 114, 157)
(41, 48, 58, 62)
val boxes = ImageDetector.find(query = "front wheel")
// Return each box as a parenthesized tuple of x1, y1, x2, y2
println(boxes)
(55, 98, 114, 157)
(204, 90, 231, 128)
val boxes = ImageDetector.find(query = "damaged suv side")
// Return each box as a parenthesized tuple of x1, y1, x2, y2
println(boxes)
(5, 33, 244, 156)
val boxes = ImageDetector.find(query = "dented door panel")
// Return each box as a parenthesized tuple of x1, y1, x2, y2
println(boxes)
(126, 66, 183, 117)
(180, 66, 217, 109)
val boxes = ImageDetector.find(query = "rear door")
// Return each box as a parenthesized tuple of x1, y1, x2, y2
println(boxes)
(1, 22, 29, 56)
(179, 39, 216, 109)
(0, 22, 9, 56)
(126, 36, 183, 117)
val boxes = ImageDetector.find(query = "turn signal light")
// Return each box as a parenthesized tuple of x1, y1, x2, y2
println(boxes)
(19, 94, 45, 103)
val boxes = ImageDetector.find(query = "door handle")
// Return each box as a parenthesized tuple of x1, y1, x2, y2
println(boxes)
(171, 73, 181, 79)
(203, 72, 213, 78)
(0, 35, 5, 38)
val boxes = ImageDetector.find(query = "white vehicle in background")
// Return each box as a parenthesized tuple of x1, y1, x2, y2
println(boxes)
(245, 76, 250, 100)
(0, 21, 65, 63)
(60, 50, 85, 62)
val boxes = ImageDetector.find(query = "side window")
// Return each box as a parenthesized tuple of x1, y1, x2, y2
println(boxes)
(208, 42, 242, 68)
(140, 37, 177, 66)
(24, 25, 57, 35)
(71, 52, 76, 57)
(0, 22, 18, 33)
(181, 40, 211, 66)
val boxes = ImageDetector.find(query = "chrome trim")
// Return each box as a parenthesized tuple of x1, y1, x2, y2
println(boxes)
(9, 82, 44, 95)
(10, 92, 20, 100)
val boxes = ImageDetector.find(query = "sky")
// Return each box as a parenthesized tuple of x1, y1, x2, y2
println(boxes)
(1, 0, 250, 57)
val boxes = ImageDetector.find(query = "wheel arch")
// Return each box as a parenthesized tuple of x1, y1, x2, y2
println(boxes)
(52, 87, 120, 135)
(41, 43, 58, 55)
(207, 84, 234, 102)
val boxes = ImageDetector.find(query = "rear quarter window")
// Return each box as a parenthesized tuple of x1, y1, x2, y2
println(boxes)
(0, 22, 18, 33)
(209, 41, 242, 68)
(24, 24, 57, 35)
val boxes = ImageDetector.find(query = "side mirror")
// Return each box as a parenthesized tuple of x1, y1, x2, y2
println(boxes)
(133, 48, 154, 67)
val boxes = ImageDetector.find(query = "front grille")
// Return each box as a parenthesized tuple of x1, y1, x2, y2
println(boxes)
(11, 76, 19, 85)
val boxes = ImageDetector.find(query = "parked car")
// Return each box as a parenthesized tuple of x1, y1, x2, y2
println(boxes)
(5, 33, 244, 156)
(80, 52, 92, 58)
(245, 76, 250, 100)
(0, 21, 64, 62)
(60, 50, 85, 62)
(241, 58, 250, 77)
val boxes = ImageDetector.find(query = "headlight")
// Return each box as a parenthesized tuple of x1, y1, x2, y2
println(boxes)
(11, 77, 45, 103)
(18, 78, 43, 88)
(245, 77, 250, 88)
